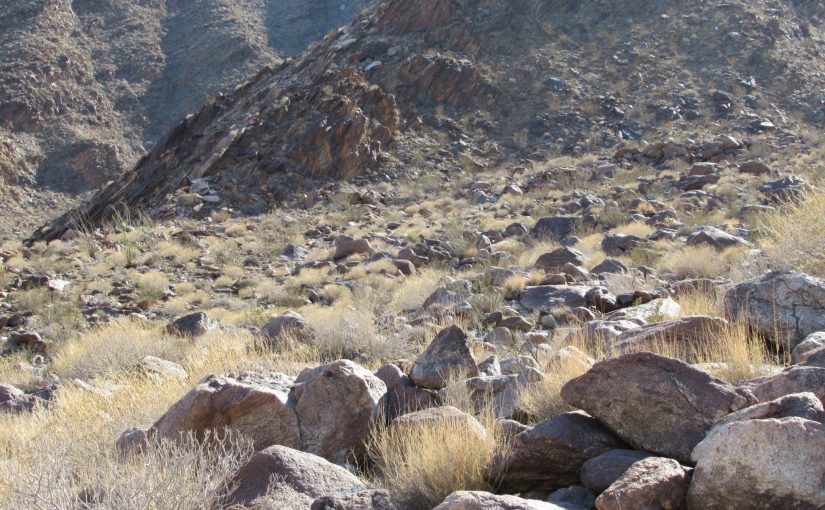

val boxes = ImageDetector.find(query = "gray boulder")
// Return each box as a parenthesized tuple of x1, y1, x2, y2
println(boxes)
(225, 445, 367, 509)
(725, 270, 825, 351)
(520, 286, 590, 312)
(290, 360, 386, 464)
(580, 449, 653, 493)
(688, 417, 825, 509)
(434, 491, 565, 510)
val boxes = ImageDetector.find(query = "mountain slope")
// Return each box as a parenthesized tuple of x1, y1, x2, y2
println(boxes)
(30, 0, 825, 241)
(0, 0, 367, 236)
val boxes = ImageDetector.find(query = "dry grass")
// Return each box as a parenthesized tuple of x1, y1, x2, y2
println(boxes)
(760, 191, 825, 277)
(656, 245, 747, 279)
(517, 345, 593, 423)
(369, 406, 500, 510)
(0, 430, 251, 510)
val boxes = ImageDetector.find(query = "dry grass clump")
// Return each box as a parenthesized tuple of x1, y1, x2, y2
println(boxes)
(760, 191, 825, 277)
(369, 406, 500, 510)
(656, 245, 746, 279)
(387, 269, 445, 313)
(0, 431, 251, 510)
(517, 346, 592, 424)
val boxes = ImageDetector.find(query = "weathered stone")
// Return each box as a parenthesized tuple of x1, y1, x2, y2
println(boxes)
(686, 226, 751, 250)
(531, 216, 580, 241)
(534, 247, 586, 272)
(725, 270, 825, 350)
(561, 352, 755, 462)
(225, 446, 366, 509)
(290, 360, 386, 463)
(610, 316, 729, 361)
(311, 490, 399, 510)
(547, 486, 596, 510)
(261, 311, 314, 346)
(151, 372, 300, 450)
(434, 491, 565, 510)
(581, 449, 653, 493)
(601, 234, 646, 256)
(604, 298, 680, 323)
(688, 418, 825, 509)
(487, 411, 624, 492)
(410, 326, 478, 390)
(711, 392, 825, 429)
(596, 457, 691, 510)
(165, 312, 217, 337)
(739, 366, 825, 403)
(792, 332, 825, 364)
(520, 286, 590, 312)
(374, 363, 439, 423)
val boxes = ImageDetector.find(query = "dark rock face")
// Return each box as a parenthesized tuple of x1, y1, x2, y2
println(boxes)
(560, 352, 755, 463)
(580, 449, 653, 493)
(486, 411, 625, 493)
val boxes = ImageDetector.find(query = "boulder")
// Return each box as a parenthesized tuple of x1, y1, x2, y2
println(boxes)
(410, 326, 478, 390)
(581, 449, 653, 493)
(465, 368, 545, 419)
(390, 406, 487, 441)
(374, 363, 439, 423)
(610, 316, 729, 360)
(604, 298, 680, 323)
(434, 491, 565, 510)
(547, 486, 596, 510)
(739, 366, 825, 403)
(311, 490, 399, 510)
(333, 236, 374, 261)
(710, 392, 825, 429)
(137, 356, 188, 381)
(486, 411, 624, 492)
(165, 312, 217, 337)
(0, 384, 41, 414)
(520, 286, 590, 312)
(688, 417, 825, 509)
(591, 259, 628, 275)
(531, 216, 579, 241)
(534, 248, 586, 272)
(225, 446, 367, 509)
(792, 332, 825, 364)
(595, 457, 691, 510)
(290, 360, 386, 463)
(151, 372, 300, 450)
(261, 311, 314, 346)
(686, 226, 750, 250)
(725, 270, 825, 351)
(601, 234, 645, 256)
(561, 352, 755, 462)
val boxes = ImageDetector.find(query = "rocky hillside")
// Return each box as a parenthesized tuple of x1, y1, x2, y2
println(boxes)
(30, 0, 825, 241)
(0, 0, 366, 235)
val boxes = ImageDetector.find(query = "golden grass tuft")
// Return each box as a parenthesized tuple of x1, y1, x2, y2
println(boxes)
(369, 406, 500, 510)
(760, 191, 825, 277)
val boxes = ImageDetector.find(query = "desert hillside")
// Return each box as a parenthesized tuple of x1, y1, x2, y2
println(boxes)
(1, 0, 825, 509)
(0, 0, 366, 235)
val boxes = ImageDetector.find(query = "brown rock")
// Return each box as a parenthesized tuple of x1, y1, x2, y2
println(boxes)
(410, 326, 478, 390)
(560, 352, 755, 463)
(596, 457, 691, 510)
(151, 372, 300, 450)
(739, 366, 825, 403)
